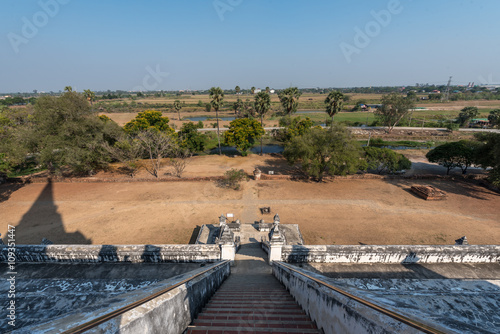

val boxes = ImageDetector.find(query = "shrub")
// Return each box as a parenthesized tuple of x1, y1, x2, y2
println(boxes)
(219, 168, 248, 190)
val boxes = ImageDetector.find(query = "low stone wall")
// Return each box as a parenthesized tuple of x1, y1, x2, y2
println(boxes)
(22, 261, 231, 334)
(281, 245, 500, 263)
(273, 262, 442, 334)
(0, 244, 221, 263)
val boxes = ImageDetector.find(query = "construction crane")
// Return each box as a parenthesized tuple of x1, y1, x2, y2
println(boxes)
(444, 76, 452, 101)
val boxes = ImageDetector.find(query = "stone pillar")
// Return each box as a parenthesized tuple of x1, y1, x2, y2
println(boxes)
(219, 224, 236, 264)
(268, 224, 285, 263)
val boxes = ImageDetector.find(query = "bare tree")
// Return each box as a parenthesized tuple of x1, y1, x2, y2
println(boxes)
(104, 137, 143, 177)
(170, 150, 192, 178)
(137, 129, 178, 178)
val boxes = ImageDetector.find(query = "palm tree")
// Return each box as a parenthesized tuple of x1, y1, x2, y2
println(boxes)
(233, 98, 243, 115)
(235, 86, 241, 95)
(209, 87, 225, 155)
(324, 90, 345, 126)
(265, 86, 270, 94)
(64, 86, 73, 93)
(83, 89, 95, 105)
(173, 100, 182, 121)
(254, 92, 271, 155)
(251, 86, 256, 95)
(278, 87, 302, 115)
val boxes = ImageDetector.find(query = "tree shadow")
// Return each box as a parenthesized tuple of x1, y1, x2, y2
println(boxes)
(3, 180, 91, 244)
(255, 157, 297, 176)
(0, 181, 26, 204)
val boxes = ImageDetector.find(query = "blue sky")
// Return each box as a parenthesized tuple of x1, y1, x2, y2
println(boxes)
(1, 0, 499, 92)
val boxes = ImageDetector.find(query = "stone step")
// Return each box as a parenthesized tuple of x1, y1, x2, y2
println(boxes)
(187, 325, 321, 333)
(194, 314, 311, 321)
(193, 319, 318, 328)
(200, 309, 307, 316)
(207, 303, 298, 308)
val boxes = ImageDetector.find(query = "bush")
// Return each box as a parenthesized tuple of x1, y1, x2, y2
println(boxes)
(219, 168, 248, 190)
(445, 123, 460, 132)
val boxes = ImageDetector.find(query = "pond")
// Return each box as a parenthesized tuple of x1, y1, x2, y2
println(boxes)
(185, 116, 236, 122)
(209, 144, 284, 155)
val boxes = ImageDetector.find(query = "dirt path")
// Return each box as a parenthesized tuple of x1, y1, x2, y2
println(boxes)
(1, 179, 498, 246)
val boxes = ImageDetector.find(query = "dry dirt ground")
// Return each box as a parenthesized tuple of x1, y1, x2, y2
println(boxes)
(1, 175, 499, 246)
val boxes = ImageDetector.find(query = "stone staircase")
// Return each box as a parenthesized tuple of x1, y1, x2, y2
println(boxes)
(187, 274, 320, 333)
(187, 236, 320, 334)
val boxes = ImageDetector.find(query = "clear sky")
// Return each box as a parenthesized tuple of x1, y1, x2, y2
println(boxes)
(1, 0, 499, 92)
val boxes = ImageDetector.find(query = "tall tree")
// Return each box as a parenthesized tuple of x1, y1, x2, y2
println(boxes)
(283, 125, 362, 181)
(375, 92, 415, 133)
(173, 100, 182, 121)
(265, 86, 270, 93)
(235, 86, 241, 95)
(426, 140, 480, 175)
(488, 109, 500, 128)
(251, 86, 256, 95)
(136, 128, 178, 178)
(457, 107, 479, 127)
(83, 89, 95, 106)
(27, 92, 122, 175)
(254, 92, 271, 155)
(474, 133, 500, 186)
(324, 90, 345, 125)
(124, 110, 174, 135)
(209, 87, 225, 155)
(278, 87, 302, 115)
(224, 118, 264, 156)
(233, 98, 243, 115)
(64, 86, 73, 92)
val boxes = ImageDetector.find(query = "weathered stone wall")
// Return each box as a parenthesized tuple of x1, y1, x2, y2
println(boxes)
(281, 245, 500, 263)
(0, 244, 221, 263)
(273, 262, 442, 334)
(21, 261, 231, 334)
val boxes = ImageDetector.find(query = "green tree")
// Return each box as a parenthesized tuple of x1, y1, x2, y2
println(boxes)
(278, 87, 302, 115)
(29, 92, 122, 175)
(426, 140, 480, 175)
(406, 91, 417, 101)
(209, 87, 224, 155)
(375, 92, 415, 132)
(124, 110, 174, 135)
(474, 133, 500, 186)
(173, 100, 182, 120)
(363, 147, 411, 174)
(324, 90, 345, 124)
(251, 86, 256, 95)
(283, 125, 362, 181)
(224, 118, 264, 156)
(488, 109, 500, 128)
(276, 116, 313, 142)
(205, 103, 212, 113)
(64, 86, 73, 92)
(233, 98, 243, 115)
(254, 92, 271, 155)
(83, 89, 95, 105)
(235, 86, 241, 95)
(178, 121, 207, 153)
(265, 86, 270, 93)
(457, 107, 479, 127)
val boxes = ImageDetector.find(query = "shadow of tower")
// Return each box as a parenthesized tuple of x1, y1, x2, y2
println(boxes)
(12, 180, 91, 244)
